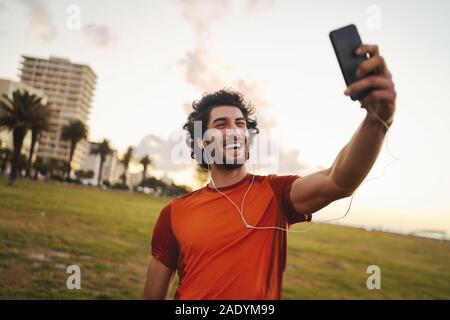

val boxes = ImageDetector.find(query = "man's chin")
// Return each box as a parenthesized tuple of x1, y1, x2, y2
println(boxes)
(216, 159, 246, 171)
(217, 163, 244, 171)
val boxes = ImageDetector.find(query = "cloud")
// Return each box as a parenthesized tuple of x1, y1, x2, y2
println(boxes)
(83, 24, 116, 48)
(106, 0, 300, 183)
(179, 47, 276, 129)
(176, 0, 310, 175)
(179, 46, 309, 174)
(177, 1, 275, 130)
(17, 0, 57, 42)
(178, 0, 229, 41)
(134, 134, 193, 173)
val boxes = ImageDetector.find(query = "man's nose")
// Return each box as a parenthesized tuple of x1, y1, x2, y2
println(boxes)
(224, 129, 245, 141)
(228, 123, 239, 130)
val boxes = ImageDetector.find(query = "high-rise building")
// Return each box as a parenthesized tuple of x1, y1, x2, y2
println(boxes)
(19, 55, 97, 173)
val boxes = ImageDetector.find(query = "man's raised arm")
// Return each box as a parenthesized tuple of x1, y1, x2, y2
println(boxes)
(289, 43, 396, 217)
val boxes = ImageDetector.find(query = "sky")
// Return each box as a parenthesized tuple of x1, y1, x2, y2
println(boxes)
(0, 0, 449, 234)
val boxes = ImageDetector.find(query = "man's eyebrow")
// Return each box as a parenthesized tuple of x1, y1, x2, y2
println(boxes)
(212, 117, 228, 124)
(212, 116, 246, 124)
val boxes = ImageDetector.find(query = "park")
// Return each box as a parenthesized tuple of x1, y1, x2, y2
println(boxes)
(1, 175, 448, 299)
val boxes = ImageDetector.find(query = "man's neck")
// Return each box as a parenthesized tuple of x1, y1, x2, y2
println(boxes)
(208, 165, 248, 189)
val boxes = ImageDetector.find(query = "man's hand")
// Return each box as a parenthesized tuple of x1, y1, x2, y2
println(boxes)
(344, 44, 396, 127)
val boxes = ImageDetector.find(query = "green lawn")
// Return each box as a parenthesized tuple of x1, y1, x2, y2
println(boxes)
(0, 176, 449, 299)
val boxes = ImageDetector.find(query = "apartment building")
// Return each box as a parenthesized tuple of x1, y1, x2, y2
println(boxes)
(19, 55, 97, 174)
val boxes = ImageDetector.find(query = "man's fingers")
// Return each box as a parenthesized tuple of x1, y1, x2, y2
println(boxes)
(356, 55, 388, 78)
(360, 89, 397, 107)
(355, 44, 392, 79)
(344, 76, 394, 97)
(356, 44, 379, 57)
(386, 69, 393, 79)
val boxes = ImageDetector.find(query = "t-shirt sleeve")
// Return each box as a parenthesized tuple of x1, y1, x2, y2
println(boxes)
(268, 174, 313, 225)
(151, 203, 179, 270)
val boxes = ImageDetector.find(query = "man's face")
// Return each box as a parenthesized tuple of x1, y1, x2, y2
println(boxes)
(203, 105, 249, 169)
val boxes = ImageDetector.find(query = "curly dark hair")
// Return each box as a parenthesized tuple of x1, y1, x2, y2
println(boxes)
(183, 89, 259, 169)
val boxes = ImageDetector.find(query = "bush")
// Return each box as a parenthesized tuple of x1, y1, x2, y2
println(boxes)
(112, 182, 128, 190)
(50, 174, 65, 182)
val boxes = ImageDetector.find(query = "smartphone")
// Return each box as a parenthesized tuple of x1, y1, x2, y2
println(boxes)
(329, 24, 372, 101)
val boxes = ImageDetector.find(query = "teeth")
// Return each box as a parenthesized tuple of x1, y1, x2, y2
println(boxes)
(225, 142, 242, 149)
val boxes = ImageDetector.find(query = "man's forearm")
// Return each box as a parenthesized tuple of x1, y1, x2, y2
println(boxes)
(329, 114, 390, 193)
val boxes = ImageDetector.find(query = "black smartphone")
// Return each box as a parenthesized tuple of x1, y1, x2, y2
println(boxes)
(329, 24, 372, 101)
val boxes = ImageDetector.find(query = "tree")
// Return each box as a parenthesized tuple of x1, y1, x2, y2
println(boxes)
(32, 156, 48, 179)
(17, 154, 28, 177)
(26, 103, 51, 177)
(90, 139, 112, 186)
(75, 169, 94, 180)
(0, 90, 45, 185)
(47, 157, 66, 180)
(0, 147, 12, 174)
(139, 155, 152, 185)
(120, 146, 134, 186)
(61, 120, 87, 181)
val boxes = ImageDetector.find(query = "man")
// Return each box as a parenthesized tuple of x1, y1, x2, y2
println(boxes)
(142, 44, 396, 299)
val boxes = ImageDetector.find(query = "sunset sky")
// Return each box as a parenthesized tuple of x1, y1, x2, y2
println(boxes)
(1, 0, 449, 234)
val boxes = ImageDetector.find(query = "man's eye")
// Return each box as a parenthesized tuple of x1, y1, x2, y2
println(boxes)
(237, 122, 246, 127)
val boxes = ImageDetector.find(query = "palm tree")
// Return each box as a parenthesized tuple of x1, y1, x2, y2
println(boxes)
(61, 120, 87, 181)
(26, 103, 51, 177)
(32, 156, 47, 179)
(0, 90, 45, 185)
(90, 139, 112, 186)
(139, 155, 152, 185)
(0, 147, 12, 174)
(120, 146, 134, 186)
(18, 154, 28, 177)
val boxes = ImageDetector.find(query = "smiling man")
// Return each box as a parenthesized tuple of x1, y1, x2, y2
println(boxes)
(142, 44, 396, 300)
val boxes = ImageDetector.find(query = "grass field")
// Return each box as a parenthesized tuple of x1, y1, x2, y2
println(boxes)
(0, 176, 449, 299)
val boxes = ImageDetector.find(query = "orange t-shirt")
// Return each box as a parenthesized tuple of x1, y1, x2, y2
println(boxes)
(151, 173, 312, 300)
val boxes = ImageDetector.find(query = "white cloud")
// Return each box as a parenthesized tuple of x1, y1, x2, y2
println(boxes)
(83, 24, 116, 48)
(134, 133, 193, 173)
(178, 0, 229, 41)
(17, 0, 58, 42)
(177, 0, 310, 174)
